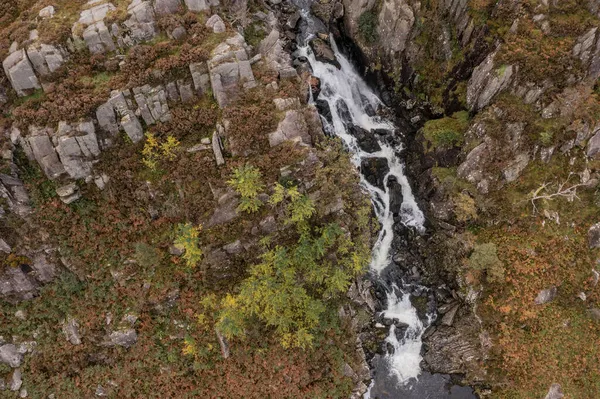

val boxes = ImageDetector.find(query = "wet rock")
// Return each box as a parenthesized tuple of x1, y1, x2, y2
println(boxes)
(589, 223, 600, 248)
(309, 38, 340, 68)
(3, 49, 41, 97)
(0, 344, 23, 368)
(62, 317, 82, 345)
(315, 99, 331, 124)
(349, 125, 381, 153)
(544, 383, 564, 399)
(360, 158, 389, 189)
(534, 287, 557, 305)
(387, 176, 403, 215)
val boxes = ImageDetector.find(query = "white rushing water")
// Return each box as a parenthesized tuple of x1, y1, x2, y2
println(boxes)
(298, 38, 428, 388)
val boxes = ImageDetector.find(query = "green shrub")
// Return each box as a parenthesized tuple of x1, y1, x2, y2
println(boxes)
(358, 10, 379, 43)
(422, 111, 470, 150)
(467, 242, 505, 283)
(174, 223, 203, 269)
(228, 164, 264, 213)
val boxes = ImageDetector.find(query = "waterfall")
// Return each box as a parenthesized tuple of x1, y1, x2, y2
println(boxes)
(298, 38, 428, 387)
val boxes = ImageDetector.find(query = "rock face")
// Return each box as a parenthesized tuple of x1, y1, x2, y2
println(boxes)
(123, 0, 157, 44)
(0, 252, 58, 303)
(573, 27, 600, 79)
(55, 121, 101, 180)
(377, 0, 415, 55)
(259, 29, 298, 79)
(207, 34, 257, 108)
(268, 110, 312, 147)
(467, 51, 514, 111)
(76, 2, 117, 54)
(2, 50, 41, 97)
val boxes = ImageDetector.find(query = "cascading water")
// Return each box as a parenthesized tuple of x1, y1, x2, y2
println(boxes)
(297, 38, 430, 387)
(295, 26, 477, 398)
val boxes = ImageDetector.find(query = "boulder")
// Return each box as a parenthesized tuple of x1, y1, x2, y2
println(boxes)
(544, 383, 564, 399)
(96, 102, 119, 137)
(56, 183, 81, 204)
(208, 190, 239, 226)
(309, 38, 340, 68)
(62, 317, 82, 345)
(589, 222, 600, 248)
(8, 369, 22, 392)
(268, 110, 312, 147)
(348, 125, 381, 153)
(82, 21, 116, 54)
(0, 344, 23, 368)
(587, 129, 600, 158)
(184, 0, 210, 11)
(534, 287, 557, 305)
(104, 329, 138, 348)
(189, 62, 210, 94)
(154, 0, 182, 15)
(206, 14, 226, 33)
(361, 157, 389, 190)
(26, 44, 66, 76)
(3, 50, 41, 97)
(39, 5, 55, 18)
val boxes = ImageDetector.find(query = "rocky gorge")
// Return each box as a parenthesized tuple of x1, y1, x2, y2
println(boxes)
(1, 0, 600, 398)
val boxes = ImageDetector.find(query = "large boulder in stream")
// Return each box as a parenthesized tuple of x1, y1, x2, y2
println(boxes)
(361, 157, 389, 189)
(348, 125, 381, 153)
(387, 176, 404, 214)
(309, 38, 340, 68)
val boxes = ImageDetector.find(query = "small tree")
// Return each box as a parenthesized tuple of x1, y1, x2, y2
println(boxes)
(228, 164, 264, 213)
(142, 132, 180, 171)
(174, 223, 203, 269)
